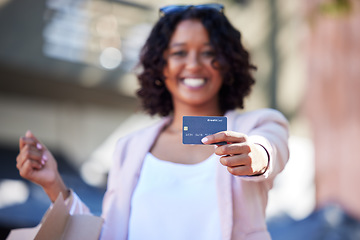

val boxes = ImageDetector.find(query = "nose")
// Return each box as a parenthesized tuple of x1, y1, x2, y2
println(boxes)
(185, 51, 202, 71)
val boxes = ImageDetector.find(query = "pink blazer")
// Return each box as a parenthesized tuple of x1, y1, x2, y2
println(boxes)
(69, 109, 289, 240)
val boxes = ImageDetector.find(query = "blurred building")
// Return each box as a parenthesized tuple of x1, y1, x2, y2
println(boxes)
(303, 0, 360, 220)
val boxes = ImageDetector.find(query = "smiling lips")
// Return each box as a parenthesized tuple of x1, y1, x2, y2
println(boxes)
(182, 78, 206, 88)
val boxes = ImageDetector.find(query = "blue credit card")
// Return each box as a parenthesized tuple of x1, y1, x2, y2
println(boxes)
(182, 116, 227, 145)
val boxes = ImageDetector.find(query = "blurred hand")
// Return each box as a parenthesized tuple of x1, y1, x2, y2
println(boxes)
(201, 131, 269, 176)
(16, 130, 68, 202)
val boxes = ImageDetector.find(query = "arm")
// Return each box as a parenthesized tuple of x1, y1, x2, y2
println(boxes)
(202, 109, 289, 178)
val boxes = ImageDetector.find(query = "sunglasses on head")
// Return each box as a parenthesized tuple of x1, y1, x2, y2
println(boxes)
(159, 3, 224, 17)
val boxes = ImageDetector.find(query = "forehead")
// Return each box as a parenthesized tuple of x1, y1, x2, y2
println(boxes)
(169, 19, 210, 46)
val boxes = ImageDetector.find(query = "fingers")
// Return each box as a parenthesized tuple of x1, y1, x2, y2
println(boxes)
(219, 154, 250, 167)
(20, 130, 42, 150)
(17, 141, 46, 172)
(219, 154, 255, 176)
(226, 165, 253, 176)
(201, 131, 247, 145)
(19, 137, 38, 150)
(208, 132, 256, 176)
(202, 131, 267, 176)
(19, 130, 46, 164)
(218, 143, 269, 176)
(215, 142, 251, 156)
(21, 159, 43, 173)
(25, 130, 42, 148)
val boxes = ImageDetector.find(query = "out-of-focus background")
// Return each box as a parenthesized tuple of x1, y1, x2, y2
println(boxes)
(1, 0, 360, 239)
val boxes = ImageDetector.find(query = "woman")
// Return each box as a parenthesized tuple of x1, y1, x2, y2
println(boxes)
(16, 4, 289, 240)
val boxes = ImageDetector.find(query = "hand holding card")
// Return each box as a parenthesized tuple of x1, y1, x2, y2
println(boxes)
(182, 116, 227, 145)
(201, 130, 270, 176)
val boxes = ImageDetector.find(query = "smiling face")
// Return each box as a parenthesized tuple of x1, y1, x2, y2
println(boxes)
(163, 19, 223, 113)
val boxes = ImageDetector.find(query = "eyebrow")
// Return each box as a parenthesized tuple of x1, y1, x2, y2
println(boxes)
(169, 42, 212, 48)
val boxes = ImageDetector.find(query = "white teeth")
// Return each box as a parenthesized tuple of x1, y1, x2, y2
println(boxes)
(183, 78, 205, 87)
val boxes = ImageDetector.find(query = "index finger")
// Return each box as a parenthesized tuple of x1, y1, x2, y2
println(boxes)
(19, 137, 37, 150)
(201, 131, 247, 145)
(19, 130, 41, 150)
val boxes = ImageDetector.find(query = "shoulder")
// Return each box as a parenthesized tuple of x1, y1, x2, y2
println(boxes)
(228, 108, 287, 121)
(113, 117, 171, 160)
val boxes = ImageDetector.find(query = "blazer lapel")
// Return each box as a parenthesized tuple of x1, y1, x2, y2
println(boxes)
(216, 110, 237, 240)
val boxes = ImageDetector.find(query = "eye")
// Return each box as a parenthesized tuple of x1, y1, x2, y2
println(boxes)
(170, 50, 187, 57)
(202, 50, 216, 57)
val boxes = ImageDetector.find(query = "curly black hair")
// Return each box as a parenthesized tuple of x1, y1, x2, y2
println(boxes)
(136, 7, 257, 116)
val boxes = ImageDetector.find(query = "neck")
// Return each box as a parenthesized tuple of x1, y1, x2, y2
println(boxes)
(166, 102, 223, 133)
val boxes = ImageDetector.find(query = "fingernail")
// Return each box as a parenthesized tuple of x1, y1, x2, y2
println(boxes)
(26, 130, 32, 137)
(201, 137, 208, 143)
(42, 155, 48, 162)
(41, 160, 45, 165)
(36, 143, 43, 150)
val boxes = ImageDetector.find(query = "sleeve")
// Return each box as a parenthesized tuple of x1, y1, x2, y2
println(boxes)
(50, 139, 127, 217)
(101, 137, 127, 220)
(65, 189, 92, 215)
(240, 108, 290, 182)
(41, 189, 92, 222)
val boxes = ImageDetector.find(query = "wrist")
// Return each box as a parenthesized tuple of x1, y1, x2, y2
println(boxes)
(252, 143, 270, 175)
(43, 174, 69, 202)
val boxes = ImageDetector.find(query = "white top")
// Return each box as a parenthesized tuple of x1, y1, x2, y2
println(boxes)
(128, 152, 222, 240)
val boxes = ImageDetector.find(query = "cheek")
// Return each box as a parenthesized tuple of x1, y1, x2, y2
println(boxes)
(164, 59, 184, 78)
(163, 63, 170, 78)
(163, 65, 175, 80)
(211, 69, 224, 86)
